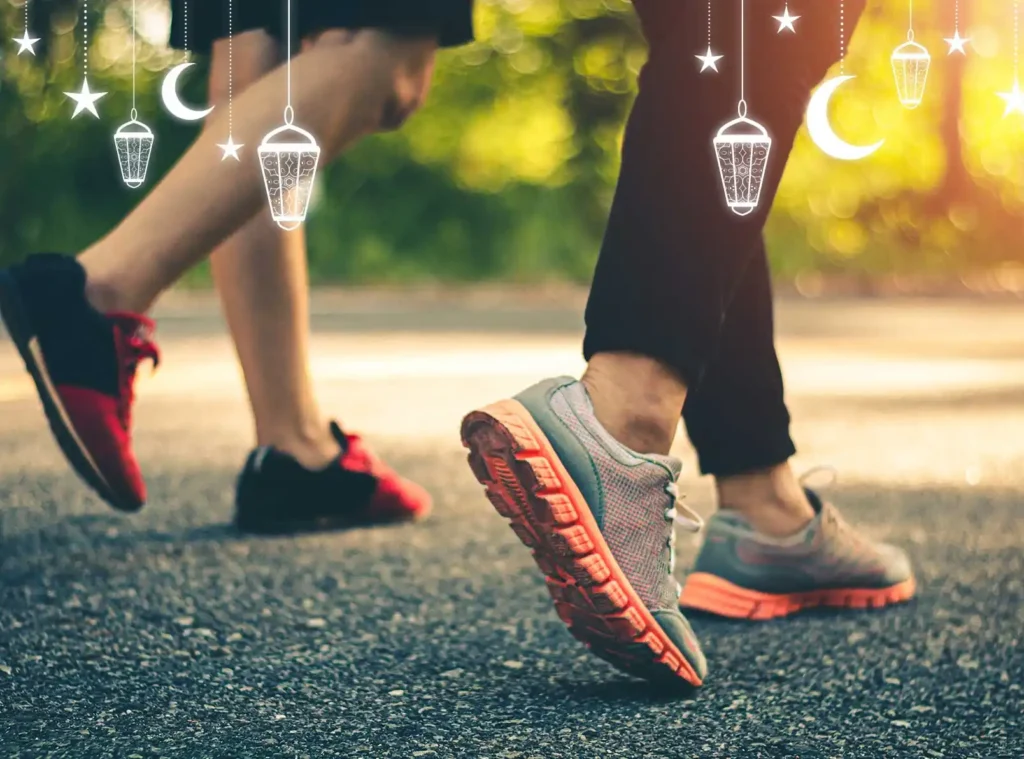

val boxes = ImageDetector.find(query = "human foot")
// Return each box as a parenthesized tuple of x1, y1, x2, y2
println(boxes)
(715, 463, 817, 537)
(679, 489, 915, 620)
(258, 424, 345, 471)
(461, 377, 706, 688)
(0, 253, 158, 511)
(235, 421, 432, 534)
(580, 352, 686, 456)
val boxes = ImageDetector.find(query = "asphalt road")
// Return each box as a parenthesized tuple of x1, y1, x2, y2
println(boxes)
(1, 292, 1023, 758)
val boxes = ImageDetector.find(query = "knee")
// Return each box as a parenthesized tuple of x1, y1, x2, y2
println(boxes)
(378, 41, 436, 131)
(376, 61, 434, 131)
(312, 28, 437, 133)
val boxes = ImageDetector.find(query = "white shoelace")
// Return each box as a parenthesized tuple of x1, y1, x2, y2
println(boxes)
(663, 480, 704, 588)
(665, 481, 705, 533)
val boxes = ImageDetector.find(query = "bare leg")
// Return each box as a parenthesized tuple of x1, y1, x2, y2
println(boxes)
(79, 29, 437, 315)
(581, 352, 687, 456)
(205, 32, 336, 468)
(715, 464, 814, 536)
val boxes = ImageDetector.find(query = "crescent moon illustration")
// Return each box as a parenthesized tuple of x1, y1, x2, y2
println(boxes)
(806, 75, 884, 161)
(161, 63, 215, 122)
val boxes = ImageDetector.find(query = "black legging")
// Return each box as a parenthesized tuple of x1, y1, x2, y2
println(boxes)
(583, 0, 866, 477)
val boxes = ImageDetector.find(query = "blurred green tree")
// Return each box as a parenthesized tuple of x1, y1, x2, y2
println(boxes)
(1, 0, 1021, 284)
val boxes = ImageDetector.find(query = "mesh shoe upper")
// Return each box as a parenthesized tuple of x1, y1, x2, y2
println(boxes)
(473, 376, 707, 682)
(540, 380, 685, 612)
(693, 490, 914, 594)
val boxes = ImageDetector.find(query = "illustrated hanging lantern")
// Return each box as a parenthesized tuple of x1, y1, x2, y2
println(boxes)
(113, 112, 154, 189)
(891, 33, 930, 109)
(713, 102, 772, 217)
(259, 108, 321, 231)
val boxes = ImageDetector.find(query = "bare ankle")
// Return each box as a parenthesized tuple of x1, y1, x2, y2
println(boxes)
(259, 424, 341, 470)
(581, 352, 687, 455)
(716, 463, 816, 536)
(82, 272, 129, 314)
(79, 255, 152, 315)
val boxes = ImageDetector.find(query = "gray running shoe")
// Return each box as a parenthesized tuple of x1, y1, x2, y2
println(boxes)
(679, 490, 915, 620)
(461, 377, 706, 687)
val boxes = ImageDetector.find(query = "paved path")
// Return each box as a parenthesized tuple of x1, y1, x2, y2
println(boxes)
(1, 294, 1022, 758)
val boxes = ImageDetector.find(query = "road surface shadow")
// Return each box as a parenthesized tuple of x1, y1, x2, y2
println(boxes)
(548, 675, 700, 704)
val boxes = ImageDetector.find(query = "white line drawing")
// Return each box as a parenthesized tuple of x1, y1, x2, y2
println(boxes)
(807, 77, 884, 161)
(218, 135, 243, 161)
(114, 0, 154, 188)
(773, 2, 800, 34)
(999, 0, 1024, 117)
(13, 0, 39, 55)
(64, 0, 106, 118)
(114, 120, 155, 188)
(160, 0, 214, 122)
(161, 62, 215, 121)
(892, 0, 931, 109)
(806, 0, 884, 161)
(218, 0, 244, 161)
(696, 1, 723, 73)
(13, 30, 39, 55)
(259, 0, 321, 230)
(944, 0, 970, 55)
(713, 0, 772, 217)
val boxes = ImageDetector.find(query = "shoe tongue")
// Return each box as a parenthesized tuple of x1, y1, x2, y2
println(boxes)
(328, 421, 350, 454)
(804, 487, 824, 514)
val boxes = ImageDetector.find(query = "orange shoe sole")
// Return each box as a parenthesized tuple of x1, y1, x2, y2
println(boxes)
(461, 399, 702, 688)
(679, 572, 916, 621)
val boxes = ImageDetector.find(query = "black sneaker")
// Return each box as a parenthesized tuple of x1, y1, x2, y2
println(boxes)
(234, 422, 433, 534)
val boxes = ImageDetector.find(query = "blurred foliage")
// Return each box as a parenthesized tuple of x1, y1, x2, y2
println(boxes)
(0, 0, 1022, 283)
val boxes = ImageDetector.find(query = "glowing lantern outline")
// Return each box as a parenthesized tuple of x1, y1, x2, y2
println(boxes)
(891, 32, 931, 109)
(113, 111, 154, 189)
(258, 107, 321, 231)
(713, 102, 773, 217)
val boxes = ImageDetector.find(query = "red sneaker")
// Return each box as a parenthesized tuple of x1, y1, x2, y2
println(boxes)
(0, 254, 157, 511)
(234, 421, 432, 534)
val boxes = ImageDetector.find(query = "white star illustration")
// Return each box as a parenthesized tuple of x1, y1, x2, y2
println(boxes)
(217, 135, 244, 161)
(13, 30, 40, 55)
(773, 5, 800, 33)
(695, 46, 724, 73)
(998, 80, 1024, 118)
(64, 78, 107, 119)
(944, 30, 970, 55)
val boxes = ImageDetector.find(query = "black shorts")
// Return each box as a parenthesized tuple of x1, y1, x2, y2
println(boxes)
(169, 0, 475, 53)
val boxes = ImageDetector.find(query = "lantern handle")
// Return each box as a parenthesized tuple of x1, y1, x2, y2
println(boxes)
(907, 29, 914, 42)
(131, 107, 138, 122)
(715, 114, 770, 139)
(284, 106, 295, 126)
(115, 118, 153, 136)
(260, 121, 319, 146)
(737, 99, 748, 119)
